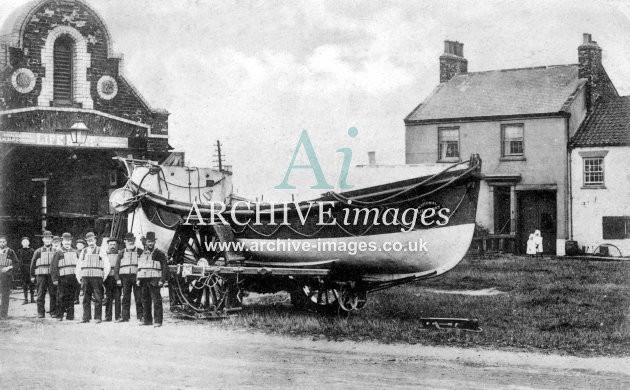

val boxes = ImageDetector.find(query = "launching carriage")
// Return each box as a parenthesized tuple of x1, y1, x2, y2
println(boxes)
(109, 154, 483, 318)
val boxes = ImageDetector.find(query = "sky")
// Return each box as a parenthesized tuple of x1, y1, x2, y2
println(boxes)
(1, 0, 630, 201)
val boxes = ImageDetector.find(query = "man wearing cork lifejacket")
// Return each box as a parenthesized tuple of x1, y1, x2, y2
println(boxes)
(103, 238, 122, 322)
(50, 233, 78, 321)
(0, 234, 19, 320)
(137, 232, 168, 327)
(114, 232, 144, 323)
(30, 231, 58, 319)
(76, 232, 110, 324)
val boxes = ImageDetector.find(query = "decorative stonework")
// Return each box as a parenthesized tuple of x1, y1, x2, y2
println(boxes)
(11, 68, 36, 93)
(38, 25, 93, 109)
(97, 76, 118, 100)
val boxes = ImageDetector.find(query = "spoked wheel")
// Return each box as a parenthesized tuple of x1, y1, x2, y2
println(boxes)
(334, 285, 368, 312)
(290, 282, 340, 313)
(168, 225, 239, 318)
(290, 281, 369, 314)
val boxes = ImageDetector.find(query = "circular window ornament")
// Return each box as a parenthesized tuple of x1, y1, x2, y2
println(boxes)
(97, 75, 118, 100)
(11, 68, 36, 93)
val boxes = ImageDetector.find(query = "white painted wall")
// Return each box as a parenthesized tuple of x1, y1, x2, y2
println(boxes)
(571, 146, 630, 256)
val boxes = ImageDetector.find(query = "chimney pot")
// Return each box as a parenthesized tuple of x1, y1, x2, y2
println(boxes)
(583, 33, 591, 44)
(368, 151, 376, 165)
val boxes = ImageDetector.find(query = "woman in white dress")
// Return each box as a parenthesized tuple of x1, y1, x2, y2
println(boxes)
(533, 230, 544, 257)
(526, 234, 537, 257)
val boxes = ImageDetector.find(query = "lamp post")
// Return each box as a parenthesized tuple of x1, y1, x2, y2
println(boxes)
(31, 177, 49, 233)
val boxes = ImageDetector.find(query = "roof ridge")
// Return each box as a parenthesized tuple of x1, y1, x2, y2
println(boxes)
(462, 63, 578, 76)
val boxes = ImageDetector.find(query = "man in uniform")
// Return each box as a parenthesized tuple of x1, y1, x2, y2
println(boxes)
(137, 232, 168, 327)
(0, 235, 19, 320)
(52, 236, 62, 251)
(103, 238, 121, 322)
(76, 232, 110, 324)
(74, 239, 86, 304)
(50, 233, 78, 321)
(16, 237, 35, 305)
(30, 231, 58, 319)
(114, 233, 143, 322)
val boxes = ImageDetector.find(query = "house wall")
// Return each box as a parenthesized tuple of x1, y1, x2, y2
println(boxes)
(406, 115, 570, 249)
(571, 146, 630, 256)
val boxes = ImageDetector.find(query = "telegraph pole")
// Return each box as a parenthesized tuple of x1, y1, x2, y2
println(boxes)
(213, 140, 224, 172)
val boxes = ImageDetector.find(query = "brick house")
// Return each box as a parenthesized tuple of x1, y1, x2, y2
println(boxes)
(570, 97, 630, 256)
(404, 34, 618, 254)
(0, 0, 171, 242)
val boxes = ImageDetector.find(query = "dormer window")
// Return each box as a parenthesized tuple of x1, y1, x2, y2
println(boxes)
(53, 35, 74, 105)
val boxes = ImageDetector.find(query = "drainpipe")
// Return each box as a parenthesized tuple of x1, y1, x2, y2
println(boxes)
(566, 116, 573, 240)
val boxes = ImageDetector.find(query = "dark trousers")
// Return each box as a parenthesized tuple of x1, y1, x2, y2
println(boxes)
(56, 276, 76, 320)
(140, 279, 163, 325)
(103, 276, 121, 320)
(121, 275, 142, 321)
(82, 277, 103, 321)
(21, 266, 34, 301)
(0, 274, 11, 318)
(36, 275, 57, 317)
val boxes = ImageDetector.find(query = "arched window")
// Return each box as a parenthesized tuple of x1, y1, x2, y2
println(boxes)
(53, 35, 74, 105)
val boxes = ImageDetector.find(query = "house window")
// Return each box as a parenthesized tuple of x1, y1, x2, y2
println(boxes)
(53, 35, 74, 105)
(501, 124, 524, 156)
(583, 157, 604, 186)
(602, 216, 630, 239)
(438, 127, 459, 160)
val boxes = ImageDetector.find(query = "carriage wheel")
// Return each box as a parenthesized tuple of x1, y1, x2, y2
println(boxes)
(334, 286, 368, 312)
(169, 225, 238, 317)
(290, 283, 340, 313)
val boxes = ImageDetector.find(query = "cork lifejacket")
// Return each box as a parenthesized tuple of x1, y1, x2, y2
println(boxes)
(107, 253, 119, 277)
(59, 251, 77, 276)
(0, 250, 11, 267)
(119, 250, 139, 275)
(35, 250, 54, 275)
(137, 251, 162, 279)
(81, 247, 104, 278)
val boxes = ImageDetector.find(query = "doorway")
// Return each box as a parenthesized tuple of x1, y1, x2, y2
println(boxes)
(517, 190, 556, 255)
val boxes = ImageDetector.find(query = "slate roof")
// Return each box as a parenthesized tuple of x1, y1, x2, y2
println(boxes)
(405, 64, 586, 123)
(571, 96, 630, 147)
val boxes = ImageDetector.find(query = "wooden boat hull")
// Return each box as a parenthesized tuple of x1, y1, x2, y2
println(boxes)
(123, 156, 482, 282)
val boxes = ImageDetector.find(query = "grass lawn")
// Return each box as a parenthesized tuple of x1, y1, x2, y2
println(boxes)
(223, 255, 630, 357)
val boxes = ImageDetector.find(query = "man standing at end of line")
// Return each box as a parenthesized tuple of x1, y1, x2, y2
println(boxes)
(137, 232, 168, 327)
(50, 233, 78, 321)
(0, 235, 19, 320)
(76, 232, 110, 324)
(30, 231, 57, 319)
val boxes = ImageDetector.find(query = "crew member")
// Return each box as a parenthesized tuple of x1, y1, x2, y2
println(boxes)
(103, 238, 121, 322)
(16, 237, 35, 305)
(50, 233, 78, 321)
(76, 232, 110, 324)
(0, 235, 19, 320)
(114, 233, 143, 322)
(74, 239, 86, 304)
(52, 236, 62, 251)
(137, 232, 168, 327)
(30, 231, 58, 319)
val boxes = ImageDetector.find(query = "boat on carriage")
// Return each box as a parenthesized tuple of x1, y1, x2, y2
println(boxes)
(109, 154, 483, 316)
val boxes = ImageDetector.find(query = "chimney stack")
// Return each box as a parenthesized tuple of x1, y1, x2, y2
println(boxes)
(439, 40, 467, 83)
(578, 33, 603, 111)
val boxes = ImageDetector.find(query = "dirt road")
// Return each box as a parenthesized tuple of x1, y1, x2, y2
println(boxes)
(1, 293, 629, 389)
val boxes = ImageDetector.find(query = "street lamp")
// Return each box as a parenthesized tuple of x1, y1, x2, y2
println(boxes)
(58, 121, 89, 145)
(68, 121, 89, 145)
